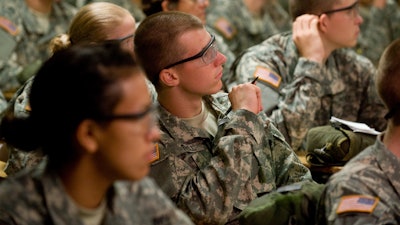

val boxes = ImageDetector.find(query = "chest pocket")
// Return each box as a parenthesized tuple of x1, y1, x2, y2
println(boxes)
(177, 138, 213, 170)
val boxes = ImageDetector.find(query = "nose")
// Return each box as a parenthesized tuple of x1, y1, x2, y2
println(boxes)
(148, 124, 160, 143)
(216, 51, 227, 66)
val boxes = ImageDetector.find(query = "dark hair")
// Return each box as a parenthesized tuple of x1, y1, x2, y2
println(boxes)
(376, 38, 400, 125)
(0, 43, 141, 168)
(134, 11, 204, 89)
(288, 0, 335, 21)
(142, 0, 179, 16)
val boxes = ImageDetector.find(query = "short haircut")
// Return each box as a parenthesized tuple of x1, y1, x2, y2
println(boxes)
(134, 11, 204, 89)
(376, 38, 400, 124)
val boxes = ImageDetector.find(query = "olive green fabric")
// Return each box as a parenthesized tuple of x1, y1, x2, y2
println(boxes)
(238, 180, 324, 225)
(305, 123, 376, 166)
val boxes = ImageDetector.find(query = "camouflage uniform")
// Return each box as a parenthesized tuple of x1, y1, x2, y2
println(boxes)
(0, 0, 76, 98)
(149, 93, 312, 224)
(0, 162, 194, 225)
(356, 0, 400, 65)
(317, 134, 400, 225)
(206, 0, 290, 56)
(230, 32, 387, 151)
(0, 76, 47, 177)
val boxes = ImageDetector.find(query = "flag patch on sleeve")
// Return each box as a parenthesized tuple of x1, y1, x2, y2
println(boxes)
(0, 17, 19, 36)
(336, 195, 379, 214)
(149, 143, 160, 163)
(214, 18, 236, 40)
(254, 66, 281, 88)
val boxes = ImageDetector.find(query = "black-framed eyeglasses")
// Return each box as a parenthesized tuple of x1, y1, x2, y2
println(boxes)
(320, 1, 359, 17)
(164, 34, 217, 69)
(95, 104, 156, 122)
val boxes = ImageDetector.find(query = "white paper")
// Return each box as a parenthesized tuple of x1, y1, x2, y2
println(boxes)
(330, 116, 381, 135)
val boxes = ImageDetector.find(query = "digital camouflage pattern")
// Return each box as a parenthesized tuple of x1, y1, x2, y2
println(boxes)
(0, 0, 76, 98)
(206, 0, 290, 56)
(149, 93, 312, 225)
(231, 32, 387, 151)
(0, 76, 47, 177)
(0, 162, 195, 225)
(356, 0, 400, 65)
(317, 135, 400, 225)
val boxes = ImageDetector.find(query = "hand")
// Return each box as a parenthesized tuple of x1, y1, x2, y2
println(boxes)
(292, 14, 325, 64)
(229, 83, 262, 114)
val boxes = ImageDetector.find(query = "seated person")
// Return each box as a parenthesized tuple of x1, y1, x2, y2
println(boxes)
(0, 0, 76, 99)
(134, 11, 313, 225)
(230, 0, 387, 151)
(0, 42, 194, 225)
(356, 0, 400, 65)
(0, 2, 150, 176)
(317, 38, 400, 225)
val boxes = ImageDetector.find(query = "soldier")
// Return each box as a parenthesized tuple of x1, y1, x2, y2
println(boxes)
(0, 42, 194, 225)
(317, 38, 400, 225)
(206, 0, 291, 56)
(230, 0, 387, 151)
(356, 0, 400, 65)
(0, 0, 77, 100)
(141, 0, 236, 91)
(1, 2, 149, 176)
(134, 11, 312, 225)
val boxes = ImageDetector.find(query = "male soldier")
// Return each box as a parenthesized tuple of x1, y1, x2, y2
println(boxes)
(0, 0, 76, 100)
(135, 11, 312, 225)
(356, 0, 400, 65)
(230, 0, 387, 151)
(206, 0, 291, 56)
(317, 38, 400, 225)
(141, 0, 236, 91)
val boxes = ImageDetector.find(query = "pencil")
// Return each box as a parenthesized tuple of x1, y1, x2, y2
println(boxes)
(224, 76, 259, 116)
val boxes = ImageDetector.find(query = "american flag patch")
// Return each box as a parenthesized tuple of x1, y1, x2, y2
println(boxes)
(149, 143, 160, 163)
(336, 195, 379, 214)
(214, 18, 236, 40)
(254, 66, 281, 88)
(0, 17, 19, 36)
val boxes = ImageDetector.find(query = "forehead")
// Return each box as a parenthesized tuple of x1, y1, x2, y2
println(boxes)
(107, 14, 136, 39)
(177, 29, 210, 52)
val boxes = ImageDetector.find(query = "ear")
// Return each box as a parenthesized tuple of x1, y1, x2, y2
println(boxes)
(76, 119, 99, 154)
(318, 14, 329, 33)
(161, 0, 173, 11)
(159, 68, 179, 87)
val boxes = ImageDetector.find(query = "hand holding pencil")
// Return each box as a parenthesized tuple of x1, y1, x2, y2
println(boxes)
(225, 76, 262, 116)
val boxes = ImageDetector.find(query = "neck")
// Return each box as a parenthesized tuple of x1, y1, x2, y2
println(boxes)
(59, 157, 111, 209)
(383, 124, 400, 158)
(158, 88, 203, 118)
(25, 0, 53, 14)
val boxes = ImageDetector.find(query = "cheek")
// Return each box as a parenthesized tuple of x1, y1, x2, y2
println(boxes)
(113, 136, 150, 180)
(99, 130, 150, 181)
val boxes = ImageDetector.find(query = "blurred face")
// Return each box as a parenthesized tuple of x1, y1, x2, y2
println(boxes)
(169, 29, 226, 97)
(107, 14, 136, 52)
(322, 0, 363, 48)
(173, 0, 209, 23)
(94, 72, 160, 181)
